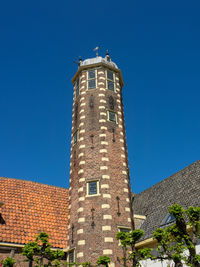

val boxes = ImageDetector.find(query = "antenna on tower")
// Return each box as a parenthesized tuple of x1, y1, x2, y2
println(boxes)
(93, 46, 99, 57)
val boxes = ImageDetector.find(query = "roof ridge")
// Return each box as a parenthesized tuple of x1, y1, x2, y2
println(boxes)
(135, 160, 200, 196)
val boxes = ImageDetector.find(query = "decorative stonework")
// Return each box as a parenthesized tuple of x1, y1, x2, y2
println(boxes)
(68, 56, 132, 264)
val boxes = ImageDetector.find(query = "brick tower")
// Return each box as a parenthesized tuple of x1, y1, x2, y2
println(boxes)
(68, 53, 133, 265)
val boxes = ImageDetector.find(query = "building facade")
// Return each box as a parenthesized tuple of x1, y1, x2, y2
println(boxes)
(67, 54, 133, 264)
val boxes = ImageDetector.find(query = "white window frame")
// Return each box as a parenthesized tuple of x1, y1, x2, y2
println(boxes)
(86, 180, 100, 197)
(107, 110, 117, 124)
(87, 69, 97, 90)
(106, 69, 115, 92)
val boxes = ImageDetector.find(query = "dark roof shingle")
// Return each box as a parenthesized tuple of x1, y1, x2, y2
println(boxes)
(133, 160, 200, 240)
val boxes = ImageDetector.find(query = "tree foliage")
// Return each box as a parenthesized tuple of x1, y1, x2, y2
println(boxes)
(116, 205, 200, 267)
(2, 257, 15, 267)
(116, 229, 152, 266)
(81, 261, 91, 267)
(96, 256, 111, 266)
(153, 204, 200, 267)
(22, 232, 64, 267)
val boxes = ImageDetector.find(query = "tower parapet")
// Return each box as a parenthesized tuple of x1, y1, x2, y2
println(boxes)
(68, 54, 133, 265)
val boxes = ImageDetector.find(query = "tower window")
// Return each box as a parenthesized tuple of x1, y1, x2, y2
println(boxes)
(75, 77, 79, 97)
(87, 180, 99, 196)
(88, 69, 96, 90)
(73, 130, 78, 145)
(119, 227, 130, 233)
(108, 111, 117, 123)
(117, 226, 131, 245)
(107, 70, 115, 91)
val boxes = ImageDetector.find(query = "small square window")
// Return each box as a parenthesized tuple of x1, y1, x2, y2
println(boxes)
(87, 180, 99, 196)
(108, 111, 117, 123)
(89, 181, 97, 195)
(73, 131, 78, 145)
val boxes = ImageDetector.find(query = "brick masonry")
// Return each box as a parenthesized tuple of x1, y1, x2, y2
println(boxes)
(68, 59, 133, 265)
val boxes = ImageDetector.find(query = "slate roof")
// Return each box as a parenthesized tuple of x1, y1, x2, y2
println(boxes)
(0, 177, 69, 248)
(133, 160, 200, 240)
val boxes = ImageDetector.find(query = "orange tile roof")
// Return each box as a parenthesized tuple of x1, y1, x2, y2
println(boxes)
(0, 177, 69, 249)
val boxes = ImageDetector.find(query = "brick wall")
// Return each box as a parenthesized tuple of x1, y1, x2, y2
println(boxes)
(68, 62, 133, 265)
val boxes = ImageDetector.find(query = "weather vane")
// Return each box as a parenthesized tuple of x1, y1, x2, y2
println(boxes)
(93, 46, 99, 57)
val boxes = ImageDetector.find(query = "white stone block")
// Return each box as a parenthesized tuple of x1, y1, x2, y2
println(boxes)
(102, 226, 111, 231)
(78, 240, 85, 245)
(102, 175, 110, 179)
(77, 229, 83, 234)
(101, 184, 109, 189)
(77, 207, 84, 213)
(103, 194, 111, 198)
(78, 217, 85, 223)
(77, 252, 84, 258)
(104, 237, 113, 242)
(101, 204, 110, 209)
(100, 166, 108, 170)
(103, 249, 113, 255)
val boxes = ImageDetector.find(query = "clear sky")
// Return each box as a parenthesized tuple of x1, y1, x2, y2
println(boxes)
(0, 0, 199, 194)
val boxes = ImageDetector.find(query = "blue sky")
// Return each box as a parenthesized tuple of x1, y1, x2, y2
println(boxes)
(0, 0, 199, 193)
